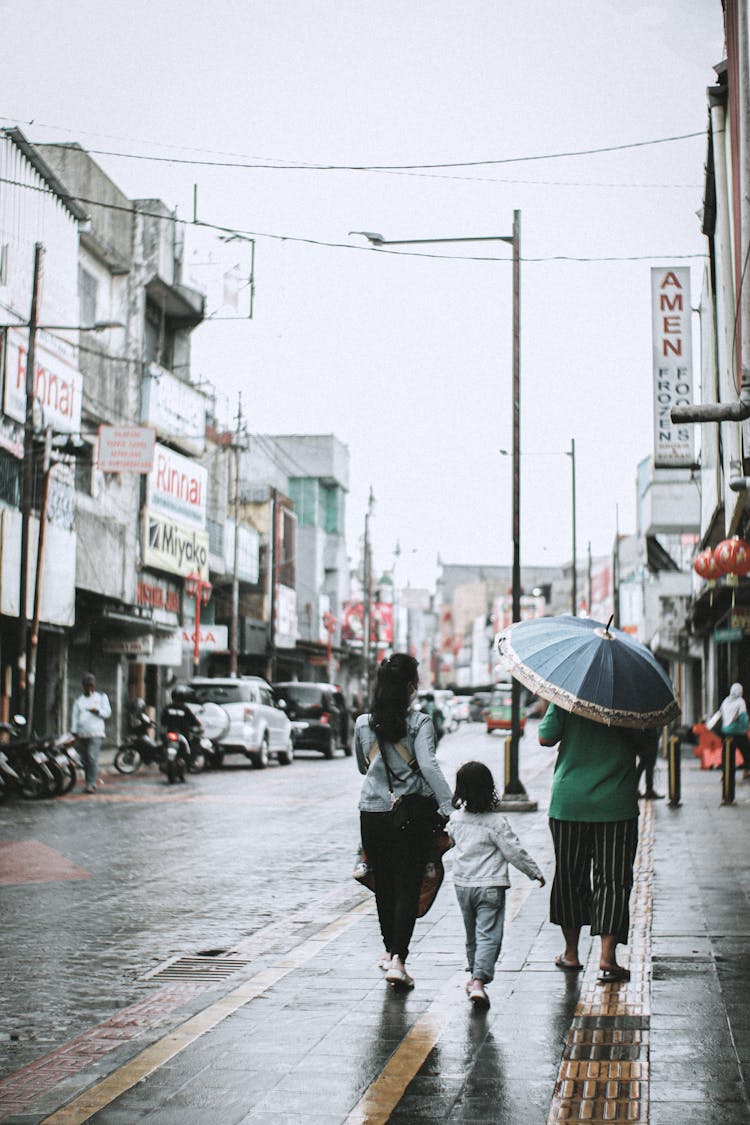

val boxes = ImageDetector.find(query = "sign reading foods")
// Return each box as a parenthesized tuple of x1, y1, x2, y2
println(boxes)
(651, 267, 694, 467)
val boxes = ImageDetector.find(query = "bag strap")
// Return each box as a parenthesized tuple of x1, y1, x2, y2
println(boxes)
(367, 737, 416, 769)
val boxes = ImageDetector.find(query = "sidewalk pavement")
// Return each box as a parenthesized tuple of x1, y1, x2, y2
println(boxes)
(1, 751, 748, 1123)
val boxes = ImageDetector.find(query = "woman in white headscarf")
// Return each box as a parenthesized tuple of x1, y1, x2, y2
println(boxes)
(712, 684, 750, 778)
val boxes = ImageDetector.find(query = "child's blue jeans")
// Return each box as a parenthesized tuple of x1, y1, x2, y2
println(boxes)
(455, 884, 507, 984)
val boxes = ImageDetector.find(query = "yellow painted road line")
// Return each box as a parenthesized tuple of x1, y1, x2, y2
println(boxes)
(41, 900, 373, 1125)
(344, 971, 467, 1125)
(343, 867, 547, 1125)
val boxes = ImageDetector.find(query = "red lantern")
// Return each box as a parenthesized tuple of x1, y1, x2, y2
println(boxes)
(693, 548, 722, 583)
(713, 537, 750, 584)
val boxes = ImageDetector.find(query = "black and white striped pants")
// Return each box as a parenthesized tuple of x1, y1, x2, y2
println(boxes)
(548, 818, 638, 943)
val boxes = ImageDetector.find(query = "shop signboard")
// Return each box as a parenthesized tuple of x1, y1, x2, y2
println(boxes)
(714, 626, 743, 644)
(275, 584, 297, 649)
(141, 364, 206, 455)
(97, 425, 156, 473)
(181, 624, 228, 651)
(101, 635, 154, 656)
(142, 510, 209, 579)
(147, 443, 207, 530)
(3, 326, 82, 433)
(651, 267, 694, 466)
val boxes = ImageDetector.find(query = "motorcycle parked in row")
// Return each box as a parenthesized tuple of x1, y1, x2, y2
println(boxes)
(114, 705, 162, 775)
(0, 717, 66, 799)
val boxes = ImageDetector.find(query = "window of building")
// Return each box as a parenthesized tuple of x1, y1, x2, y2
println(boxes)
(78, 266, 98, 327)
(0, 452, 20, 506)
(322, 483, 344, 535)
(289, 477, 318, 527)
(74, 444, 94, 495)
(144, 300, 175, 369)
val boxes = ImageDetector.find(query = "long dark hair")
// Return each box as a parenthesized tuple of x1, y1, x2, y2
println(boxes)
(369, 653, 419, 743)
(452, 760, 499, 812)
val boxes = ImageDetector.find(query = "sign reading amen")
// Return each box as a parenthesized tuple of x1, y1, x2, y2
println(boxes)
(97, 426, 156, 473)
(651, 267, 694, 467)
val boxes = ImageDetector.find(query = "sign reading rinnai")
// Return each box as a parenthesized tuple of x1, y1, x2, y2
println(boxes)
(147, 443, 207, 530)
(651, 267, 694, 467)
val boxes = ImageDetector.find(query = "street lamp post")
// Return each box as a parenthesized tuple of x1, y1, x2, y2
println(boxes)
(500, 438, 577, 614)
(352, 217, 533, 807)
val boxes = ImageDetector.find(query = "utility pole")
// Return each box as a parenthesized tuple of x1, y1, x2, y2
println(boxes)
(229, 394, 243, 677)
(362, 487, 374, 702)
(27, 427, 53, 726)
(18, 243, 43, 724)
(570, 437, 577, 615)
(267, 487, 278, 682)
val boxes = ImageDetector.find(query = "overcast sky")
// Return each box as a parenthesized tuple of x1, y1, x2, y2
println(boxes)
(3, 0, 724, 591)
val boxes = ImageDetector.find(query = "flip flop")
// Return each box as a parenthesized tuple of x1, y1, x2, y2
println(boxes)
(555, 955, 583, 972)
(597, 966, 630, 984)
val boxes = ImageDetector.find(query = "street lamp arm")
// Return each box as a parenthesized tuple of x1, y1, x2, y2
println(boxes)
(351, 231, 513, 247)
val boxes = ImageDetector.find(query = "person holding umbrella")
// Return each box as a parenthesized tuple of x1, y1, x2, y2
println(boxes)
(498, 614, 680, 984)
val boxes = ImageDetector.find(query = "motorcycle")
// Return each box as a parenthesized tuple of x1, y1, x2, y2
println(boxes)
(163, 728, 190, 784)
(36, 732, 79, 796)
(0, 718, 58, 798)
(160, 697, 212, 773)
(114, 712, 162, 775)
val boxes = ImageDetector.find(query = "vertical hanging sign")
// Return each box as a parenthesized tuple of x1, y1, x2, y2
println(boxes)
(651, 267, 694, 466)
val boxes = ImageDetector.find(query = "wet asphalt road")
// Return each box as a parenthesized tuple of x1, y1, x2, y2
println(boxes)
(3, 723, 750, 1123)
(0, 723, 554, 1078)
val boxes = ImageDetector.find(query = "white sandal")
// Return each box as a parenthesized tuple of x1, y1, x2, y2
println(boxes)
(385, 966, 414, 989)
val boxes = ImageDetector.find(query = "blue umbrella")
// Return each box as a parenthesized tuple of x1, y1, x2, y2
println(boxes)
(497, 614, 680, 729)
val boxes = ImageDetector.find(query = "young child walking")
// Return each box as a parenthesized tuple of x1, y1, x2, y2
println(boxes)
(448, 761, 545, 1008)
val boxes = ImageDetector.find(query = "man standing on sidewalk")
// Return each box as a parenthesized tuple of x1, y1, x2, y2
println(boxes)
(72, 673, 111, 794)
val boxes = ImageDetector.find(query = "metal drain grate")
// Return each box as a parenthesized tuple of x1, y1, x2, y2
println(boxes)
(142, 955, 252, 982)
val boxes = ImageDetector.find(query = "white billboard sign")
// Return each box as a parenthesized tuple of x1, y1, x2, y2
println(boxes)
(275, 584, 297, 649)
(181, 624, 228, 652)
(97, 426, 156, 473)
(142, 510, 209, 579)
(147, 443, 207, 530)
(223, 520, 260, 583)
(651, 267, 694, 467)
(3, 327, 82, 433)
(141, 364, 206, 455)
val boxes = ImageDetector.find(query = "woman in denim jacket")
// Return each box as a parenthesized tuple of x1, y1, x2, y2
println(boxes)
(355, 653, 452, 990)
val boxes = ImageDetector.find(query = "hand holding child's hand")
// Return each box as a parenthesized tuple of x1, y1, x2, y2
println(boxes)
(537, 876, 546, 887)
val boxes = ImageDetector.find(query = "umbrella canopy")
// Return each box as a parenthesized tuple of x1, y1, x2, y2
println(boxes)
(497, 614, 680, 730)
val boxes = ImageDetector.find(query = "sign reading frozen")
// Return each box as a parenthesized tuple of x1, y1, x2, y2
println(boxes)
(3, 327, 82, 433)
(147, 443, 207, 530)
(141, 363, 206, 455)
(651, 267, 694, 467)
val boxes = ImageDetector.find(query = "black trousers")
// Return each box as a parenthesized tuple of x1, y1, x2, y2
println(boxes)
(548, 817, 638, 944)
(360, 810, 433, 961)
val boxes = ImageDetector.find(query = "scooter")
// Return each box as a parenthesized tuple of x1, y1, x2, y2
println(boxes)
(114, 712, 162, 774)
(160, 696, 212, 773)
(0, 718, 57, 798)
(163, 728, 190, 784)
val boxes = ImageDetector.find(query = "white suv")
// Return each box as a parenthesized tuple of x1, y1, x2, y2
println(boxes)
(189, 677, 293, 769)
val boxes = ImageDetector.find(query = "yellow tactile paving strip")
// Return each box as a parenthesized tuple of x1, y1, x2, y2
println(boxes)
(547, 802, 653, 1123)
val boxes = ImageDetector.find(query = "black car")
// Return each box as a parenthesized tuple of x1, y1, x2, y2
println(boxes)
(273, 682, 352, 758)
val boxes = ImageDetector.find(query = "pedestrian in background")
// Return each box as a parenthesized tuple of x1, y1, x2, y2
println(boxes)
(538, 702, 640, 983)
(710, 683, 750, 779)
(448, 760, 545, 1009)
(636, 727, 663, 799)
(355, 653, 453, 991)
(72, 673, 111, 794)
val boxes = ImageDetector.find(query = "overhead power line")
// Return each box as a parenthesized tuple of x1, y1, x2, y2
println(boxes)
(1, 114, 703, 171)
(0, 173, 707, 265)
(79, 131, 705, 172)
